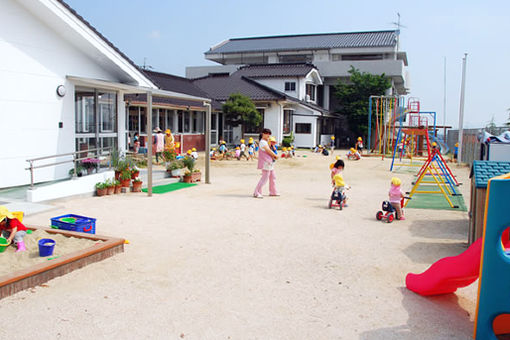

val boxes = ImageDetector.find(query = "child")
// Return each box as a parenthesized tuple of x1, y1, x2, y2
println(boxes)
(248, 141, 255, 161)
(0, 206, 27, 252)
(331, 160, 350, 206)
(330, 136, 335, 153)
(269, 137, 278, 157)
(218, 141, 228, 160)
(281, 147, 287, 158)
(210, 148, 217, 160)
(190, 147, 198, 160)
(355, 137, 364, 154)
(347, 147, 361, 160)
(235, 146, 241, 159)
(239, 139, 249, 160)
(389, 177, 405, 220)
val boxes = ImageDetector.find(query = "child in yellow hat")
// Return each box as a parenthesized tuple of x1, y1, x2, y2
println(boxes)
(248, 138, 255, 161)
(355, 137, 364, 154)
(238, 139, 249, 161)
(389, 177, 405, 220)
(347, 147, 361, 160)
(330, 136, 336, 153)
(190, 147, 198, 160)
(0, 206, 27, 252)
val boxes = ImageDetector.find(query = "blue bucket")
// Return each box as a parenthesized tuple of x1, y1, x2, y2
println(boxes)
(38, 238, 56, 257)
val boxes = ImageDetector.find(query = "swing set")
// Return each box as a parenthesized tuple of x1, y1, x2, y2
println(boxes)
(367, 95, 405, 157)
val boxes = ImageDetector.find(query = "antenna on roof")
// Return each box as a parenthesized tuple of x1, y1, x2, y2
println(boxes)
(390, 12, 407, 51)
(141, 57, 153, 70)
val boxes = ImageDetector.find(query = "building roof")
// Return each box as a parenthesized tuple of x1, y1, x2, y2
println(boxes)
(192, 74, 285, 102)
(234, 63, 316, 78)
(470, 161, 510, 188)
(206, 30, 398, 55)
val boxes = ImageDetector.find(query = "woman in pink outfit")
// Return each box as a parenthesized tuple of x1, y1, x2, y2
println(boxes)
(253, 128, 279, 198)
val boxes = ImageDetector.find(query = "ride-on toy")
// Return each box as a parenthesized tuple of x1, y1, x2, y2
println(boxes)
(328, 187, 349, 210)
(376, 197, 409, 223)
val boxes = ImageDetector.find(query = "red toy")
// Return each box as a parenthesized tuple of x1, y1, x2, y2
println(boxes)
(376, 197, 407, 223)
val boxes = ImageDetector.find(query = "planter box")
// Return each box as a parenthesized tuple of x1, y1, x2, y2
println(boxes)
(183, 172, 201, 183)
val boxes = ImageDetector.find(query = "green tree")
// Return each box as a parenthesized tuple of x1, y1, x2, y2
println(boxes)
(334, 66, 391, 136)
(222, 93, 262, 134)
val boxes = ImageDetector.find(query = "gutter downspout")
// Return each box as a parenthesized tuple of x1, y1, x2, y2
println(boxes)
(203, 102, 212, 184)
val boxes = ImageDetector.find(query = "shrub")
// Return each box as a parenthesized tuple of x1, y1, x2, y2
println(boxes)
(182, 156, 195, 172)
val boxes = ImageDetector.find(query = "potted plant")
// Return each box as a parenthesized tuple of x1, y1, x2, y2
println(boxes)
(95, 182, 107, 197)
(131, 166, 140, 179)
(132, 177, 143, 192)
(82, 158, 100, 175)
(120, 169, 131, 188)
(115, 159, 130, 181)
(113, 179, 122, 194)
(105, 179, 115, 195)
(182, 156, 200, 183)
(69, 164, 85, 177)
(166, 160, 184, 177)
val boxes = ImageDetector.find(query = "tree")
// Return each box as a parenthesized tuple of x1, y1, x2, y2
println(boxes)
(222, 93, 262, 134)
(334, 66, 391, 137)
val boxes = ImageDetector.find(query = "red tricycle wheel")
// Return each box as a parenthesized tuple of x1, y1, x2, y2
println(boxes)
(387, 214, 394, 223)
(376, 211, 383, 220)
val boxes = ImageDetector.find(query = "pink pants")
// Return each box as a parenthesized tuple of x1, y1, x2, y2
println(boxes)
(254, 170, 278, 196)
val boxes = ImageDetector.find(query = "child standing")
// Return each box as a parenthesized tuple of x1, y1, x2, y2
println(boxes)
(355, 137, 364, 154)
(248, 141, 255, 160)
(239, 139, 249, 160)
(0, 206, 27, 252)
(389, 177, 405, 220)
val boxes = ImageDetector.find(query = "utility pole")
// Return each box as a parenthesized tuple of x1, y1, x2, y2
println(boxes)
(443, 57, 447, 143)
(457, 53, 468, 165)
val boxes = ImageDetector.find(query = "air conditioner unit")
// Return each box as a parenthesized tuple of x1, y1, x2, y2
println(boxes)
(305, 94, 311, 102)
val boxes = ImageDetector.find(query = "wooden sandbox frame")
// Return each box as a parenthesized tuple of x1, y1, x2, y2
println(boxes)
(0, 227, 124, 299)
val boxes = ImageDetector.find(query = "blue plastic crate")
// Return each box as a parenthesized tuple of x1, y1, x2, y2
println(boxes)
(50, 214, 96, 234)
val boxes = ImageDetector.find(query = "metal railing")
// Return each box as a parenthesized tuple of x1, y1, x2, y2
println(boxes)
(25, 147, 113, 190)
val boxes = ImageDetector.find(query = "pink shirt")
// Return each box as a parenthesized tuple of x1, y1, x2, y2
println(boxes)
(389, 184, 403, 203)
(257, 140, 273, 170)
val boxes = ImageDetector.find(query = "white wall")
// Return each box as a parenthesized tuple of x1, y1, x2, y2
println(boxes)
(0, 0, 129, 188)
(293, 115, 317, 148)
(262, 104, 282, 142)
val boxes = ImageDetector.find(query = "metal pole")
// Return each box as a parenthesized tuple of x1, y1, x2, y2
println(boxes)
(73, 154, 77, 178)
(457, 53, 468, 165)
(443, 57, 447, 143)
(29, 161, 34, 190)
(368, 96, 373, 152)
(204, 102, 212, 184)
(147, 91, 153, 197)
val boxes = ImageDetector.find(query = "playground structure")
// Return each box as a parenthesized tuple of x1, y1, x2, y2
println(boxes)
(405, 172, 510, 339)
(404, 147, 461, 209)
(368, 97, 449, 164)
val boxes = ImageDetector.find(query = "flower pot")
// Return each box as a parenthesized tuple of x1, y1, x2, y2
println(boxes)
(131, 170, 139, 179)
(192, 171, 201, 182)
(114, 171, 121, 181)
(106, 186, 115, 195)
(96, 188, 107, 197)
(132, 181, 142, 192)
(114, 185, 122, 194)
(120, 179, 131, 188)
(183, 175, 192, 183)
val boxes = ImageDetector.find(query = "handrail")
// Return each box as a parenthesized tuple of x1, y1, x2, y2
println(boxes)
(25, 147, 113, 190)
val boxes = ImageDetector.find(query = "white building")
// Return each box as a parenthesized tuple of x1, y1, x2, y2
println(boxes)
(187, 30, 409, 112)
(191, 63, 331, 147)
(0, 0, 206, 189)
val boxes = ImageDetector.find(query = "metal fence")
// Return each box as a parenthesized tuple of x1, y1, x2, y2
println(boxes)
(447, 127, 509, 165)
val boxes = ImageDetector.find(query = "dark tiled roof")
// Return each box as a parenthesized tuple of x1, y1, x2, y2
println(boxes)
(234, 63, 316, 78)
(470, 161, 510, 188)
(125, 93, 219, 110)
(207, 30, 397, 54)
(143, 70, 210, 98)
(56, 0, 152, 86)
(192, 74, 285, 102)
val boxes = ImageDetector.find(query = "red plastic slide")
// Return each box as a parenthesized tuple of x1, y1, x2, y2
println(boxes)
(406, 239, 483, 296)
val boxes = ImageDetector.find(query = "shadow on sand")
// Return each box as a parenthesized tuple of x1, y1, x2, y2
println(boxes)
(360, 287, 473, 340)
(407, 218, 468, 240)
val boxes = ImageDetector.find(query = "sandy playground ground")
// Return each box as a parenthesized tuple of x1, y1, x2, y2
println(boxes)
(1, 150, 477, 340)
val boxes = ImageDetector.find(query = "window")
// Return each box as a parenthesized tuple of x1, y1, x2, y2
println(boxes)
(159, 109, 166, 131)
(306, 84, 316, 102)
(211, 113, 217, 130)
(295, 123, 311, 134)
(98, 92, 117, 132)
(245, 109, 264, 134)
(75, 91, 95, 133)
(166, 110, 174, 131)
(177, 111, 183, 133)
(184, 111, 190, 132)
(341, 54, 383, 61)
(279, 54, 312, 63)
(193, 111, 204, 133)
(283, 109, 292, 134)
(284, 82, 296, 92)
(321, 118, 335, 134)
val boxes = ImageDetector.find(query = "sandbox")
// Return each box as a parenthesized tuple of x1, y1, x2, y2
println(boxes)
(0, 227, 124, 299)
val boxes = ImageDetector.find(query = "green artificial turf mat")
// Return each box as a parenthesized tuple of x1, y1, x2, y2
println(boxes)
(406, 187, 467, 211)
(142, 182, 197, 194)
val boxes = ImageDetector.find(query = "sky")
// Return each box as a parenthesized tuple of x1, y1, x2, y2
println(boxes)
(66, 0, 510, 129)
